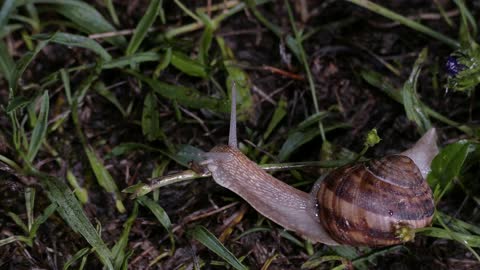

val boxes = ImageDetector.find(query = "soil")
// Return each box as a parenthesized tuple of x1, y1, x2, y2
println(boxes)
(0, 1, 479, 269)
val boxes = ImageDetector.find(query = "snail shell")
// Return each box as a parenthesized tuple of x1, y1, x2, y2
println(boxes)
(314, 155, 434, 246)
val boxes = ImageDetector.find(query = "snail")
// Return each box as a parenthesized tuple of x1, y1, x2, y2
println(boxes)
(199, 86, 437, 246)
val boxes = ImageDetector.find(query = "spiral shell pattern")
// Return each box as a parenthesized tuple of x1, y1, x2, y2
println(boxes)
(317, 155, 434, 246)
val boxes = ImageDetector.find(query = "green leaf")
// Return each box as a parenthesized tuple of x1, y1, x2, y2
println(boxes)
(105, 0, 119, 26)
(0, 0, 15, 29)
(109, 142, 161, 156)
(419, 227, 480, 247)
(0, 39, 14, 86)
(25, 187, 35, 232)
(33, 0, 126, 47)
(6, 96, 31, 112)
(361, 69, 477, 136)
(11, 39, 49, 94)
(71, 71, 99, 109)
(454, 0, 477, 47)
(64, 247, 90, 270)
(60, 68, 72, 105)
(29, 203, 57, 239)
(8, 212, 28, 233)
(0, 24, 23, 39)
(197, 13, 214, 65)
(427, 140, 473, 201)
(190, 226, 248, 270)
(245, 0, 301, 61)
(94, 82, 127, 116)
(137, 196, 172, 233)
(278, 121, 350, 162)
(112, 202, 138, 269)
(127, 70, 229, 112)
(142, 91, 161, 141)
(0, 236, 19, 247)
(66, 169, 89, 204)
(360, 69, 401, 102)
(84, 145, 125, 213)
(401, 48, 431, 134)
(278, 129, 322, 162)
(103, 52, 162, 69)
(346, 0, 459, 48)
(137, 196, 174, 248)
(27, 91, 49, 162)
(264, 98, 287, 140)
(126, 0, 162, 55)
(437, 211, 480, 235)
(38, 173, 114, 270)
(153, 48, 171, 77)
(171, 50, 208, 78)
(217, 37, 253, 119)
(297, 112, 330, 130)
(33, 32, 112, 61)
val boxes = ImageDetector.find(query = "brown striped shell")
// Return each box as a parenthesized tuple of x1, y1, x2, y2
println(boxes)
(316, 154, 434, 246)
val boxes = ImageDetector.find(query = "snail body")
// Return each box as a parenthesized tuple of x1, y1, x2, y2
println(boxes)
(200, 87, 437, 246)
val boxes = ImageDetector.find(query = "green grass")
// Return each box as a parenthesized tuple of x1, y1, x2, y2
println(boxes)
(0, 0, 479, 269)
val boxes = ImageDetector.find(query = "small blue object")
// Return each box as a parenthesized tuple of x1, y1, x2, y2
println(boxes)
(445, 56, 463, 76)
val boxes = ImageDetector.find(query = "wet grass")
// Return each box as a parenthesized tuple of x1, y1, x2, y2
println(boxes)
(0, 0, 480, 269)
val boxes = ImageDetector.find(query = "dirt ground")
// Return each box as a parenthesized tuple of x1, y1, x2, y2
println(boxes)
(1, 0, 479, 269)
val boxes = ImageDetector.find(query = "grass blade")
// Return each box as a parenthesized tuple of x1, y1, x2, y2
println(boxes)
(103, 52, 162, 69)
(126, 0, 162, 55)
(66, 169, 89, 204)
(278, 129, 322, 162)
(198, 15, 214, 65)
(11, 39, 49, 94)
(29, 203, 57, 239)
(190, 225, 248, 270)
(217, 37, 252, 119)
(137, 196, 174, 251)
(64, 247, 90, 270)
(263, 97, 287, 140)
(6, 96, 31, 113)
(0, 236, 19, 247)
(33, 32, 112, 61)
(0, 0, 15, 29)
(127, 70, 229, 112)
(360, 69, 477, 136)
(401, 48, 431, 134)
(171, 50, 208, 78)
(34, 0, 126, 47)
(84, 145, 125, 213)
(419, 227, 480, 247)
(105, 0, 119, 26)
(142, 91, 161, 141)
(137, 196, 172, 236)
(27, 91, 49, 163)
(0, 40, 15, 88)
(94, 82, 127, 117)
(37, 173, 114, 270)
(7, 212, 28, 233)
(112, 202, 138, 269)
(25, 187, 35, 231)
(346, 0, 459, 48)
(285, 0, 325, 141)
